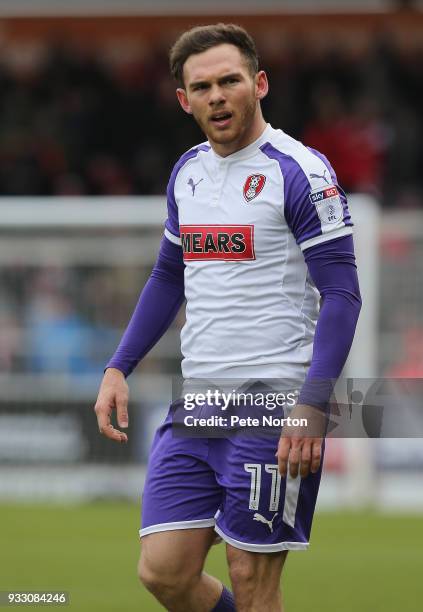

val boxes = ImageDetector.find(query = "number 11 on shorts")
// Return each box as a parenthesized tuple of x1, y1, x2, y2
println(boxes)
(244, 463, 301, 527)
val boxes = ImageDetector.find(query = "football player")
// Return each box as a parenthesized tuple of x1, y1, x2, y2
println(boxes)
(94, 24, 361, 612)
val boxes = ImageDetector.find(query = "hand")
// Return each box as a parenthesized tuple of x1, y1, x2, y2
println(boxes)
(94, 368, 129, 443)
(276, 403, 327, 479)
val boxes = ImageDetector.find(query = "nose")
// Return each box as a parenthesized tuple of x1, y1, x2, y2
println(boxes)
(208, 83, 226, 107)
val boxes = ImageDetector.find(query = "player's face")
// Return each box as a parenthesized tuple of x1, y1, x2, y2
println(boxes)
(176, 44, 268, 156)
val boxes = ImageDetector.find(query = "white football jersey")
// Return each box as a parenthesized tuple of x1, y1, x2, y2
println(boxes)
(164, 124, 352, 380)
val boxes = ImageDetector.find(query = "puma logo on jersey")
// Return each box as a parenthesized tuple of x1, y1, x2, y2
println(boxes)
(188, 177, 203, 196)
(180, 225, 255, 261)
(253, 512, 278, 533)
(310, 169, 330, 185)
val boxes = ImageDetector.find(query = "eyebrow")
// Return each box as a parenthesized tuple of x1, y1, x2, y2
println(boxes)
(188, 72, 243, 91)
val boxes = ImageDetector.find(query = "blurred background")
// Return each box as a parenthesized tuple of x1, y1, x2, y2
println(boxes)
(0, 1, 422, 611)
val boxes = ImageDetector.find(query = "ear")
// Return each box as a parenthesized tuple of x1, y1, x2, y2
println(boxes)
(176, 88, 193, 114)
(255, 70, 269, 101)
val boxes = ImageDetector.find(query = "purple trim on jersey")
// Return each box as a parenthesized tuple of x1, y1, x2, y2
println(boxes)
(298, 235, 361, 410)
(106, 237, 184, 377)
(307, 146, 352, 229)
(260, 142, 351, 246)
(165, 144, 211, 238)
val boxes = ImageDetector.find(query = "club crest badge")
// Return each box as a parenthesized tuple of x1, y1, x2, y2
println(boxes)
(243, 174, 266, 202)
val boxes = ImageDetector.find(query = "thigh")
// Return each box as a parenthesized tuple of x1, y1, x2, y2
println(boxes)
(140, 417, 223, 537)
(210, 434, 324, 552)
(139, 527, 217, 578)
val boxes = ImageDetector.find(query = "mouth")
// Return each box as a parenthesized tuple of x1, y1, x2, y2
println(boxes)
(210, 111, 233, 128)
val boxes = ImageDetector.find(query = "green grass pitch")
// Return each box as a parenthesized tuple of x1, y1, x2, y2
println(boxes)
(0, 503, 421, 611)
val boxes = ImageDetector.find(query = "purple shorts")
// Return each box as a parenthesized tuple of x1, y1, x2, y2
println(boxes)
(140, 410, 324, 553)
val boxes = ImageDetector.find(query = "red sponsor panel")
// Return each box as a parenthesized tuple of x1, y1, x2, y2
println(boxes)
(323, 186, 338, 198)
(180, 224, 255, 261)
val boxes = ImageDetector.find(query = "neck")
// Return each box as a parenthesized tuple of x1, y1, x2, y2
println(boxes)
(211, 111, 267, 157)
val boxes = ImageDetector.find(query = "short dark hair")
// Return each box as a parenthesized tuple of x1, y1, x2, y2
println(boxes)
(169, 23, 259, 87)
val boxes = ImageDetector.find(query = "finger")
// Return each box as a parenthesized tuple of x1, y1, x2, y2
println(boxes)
(277, 437, 291, 477)
(310, 440, 322, 473)
(116, 392, 129, 428)
(95, 403, 111, 433)
(95, 403, 128, 443)
(300, 441, 312, 478)
(288, 444, 301, 479)
(100, 423, 128, 443)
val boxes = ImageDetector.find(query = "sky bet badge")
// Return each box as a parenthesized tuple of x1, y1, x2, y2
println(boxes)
(243, 174, 266, 202)
(310, 185, 343, 225)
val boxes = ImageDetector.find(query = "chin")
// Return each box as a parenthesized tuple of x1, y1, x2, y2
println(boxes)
(209, 128, 240, 145)
(211, 133, 235, 144)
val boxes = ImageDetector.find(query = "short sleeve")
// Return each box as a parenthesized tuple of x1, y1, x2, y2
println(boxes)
(285, 161, 352, 251)
(163, 145, 210, 247)
(164, 169, 181, 245)
(260, 142, 353, 251)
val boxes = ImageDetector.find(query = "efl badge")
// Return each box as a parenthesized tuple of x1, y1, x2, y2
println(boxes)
(310, 186, 343, 225)
(243, 174, 266, 202)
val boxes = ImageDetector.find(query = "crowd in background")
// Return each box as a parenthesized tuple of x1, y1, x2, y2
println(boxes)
(1, 27, 423, 378)
(0, 32, 421, 207)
